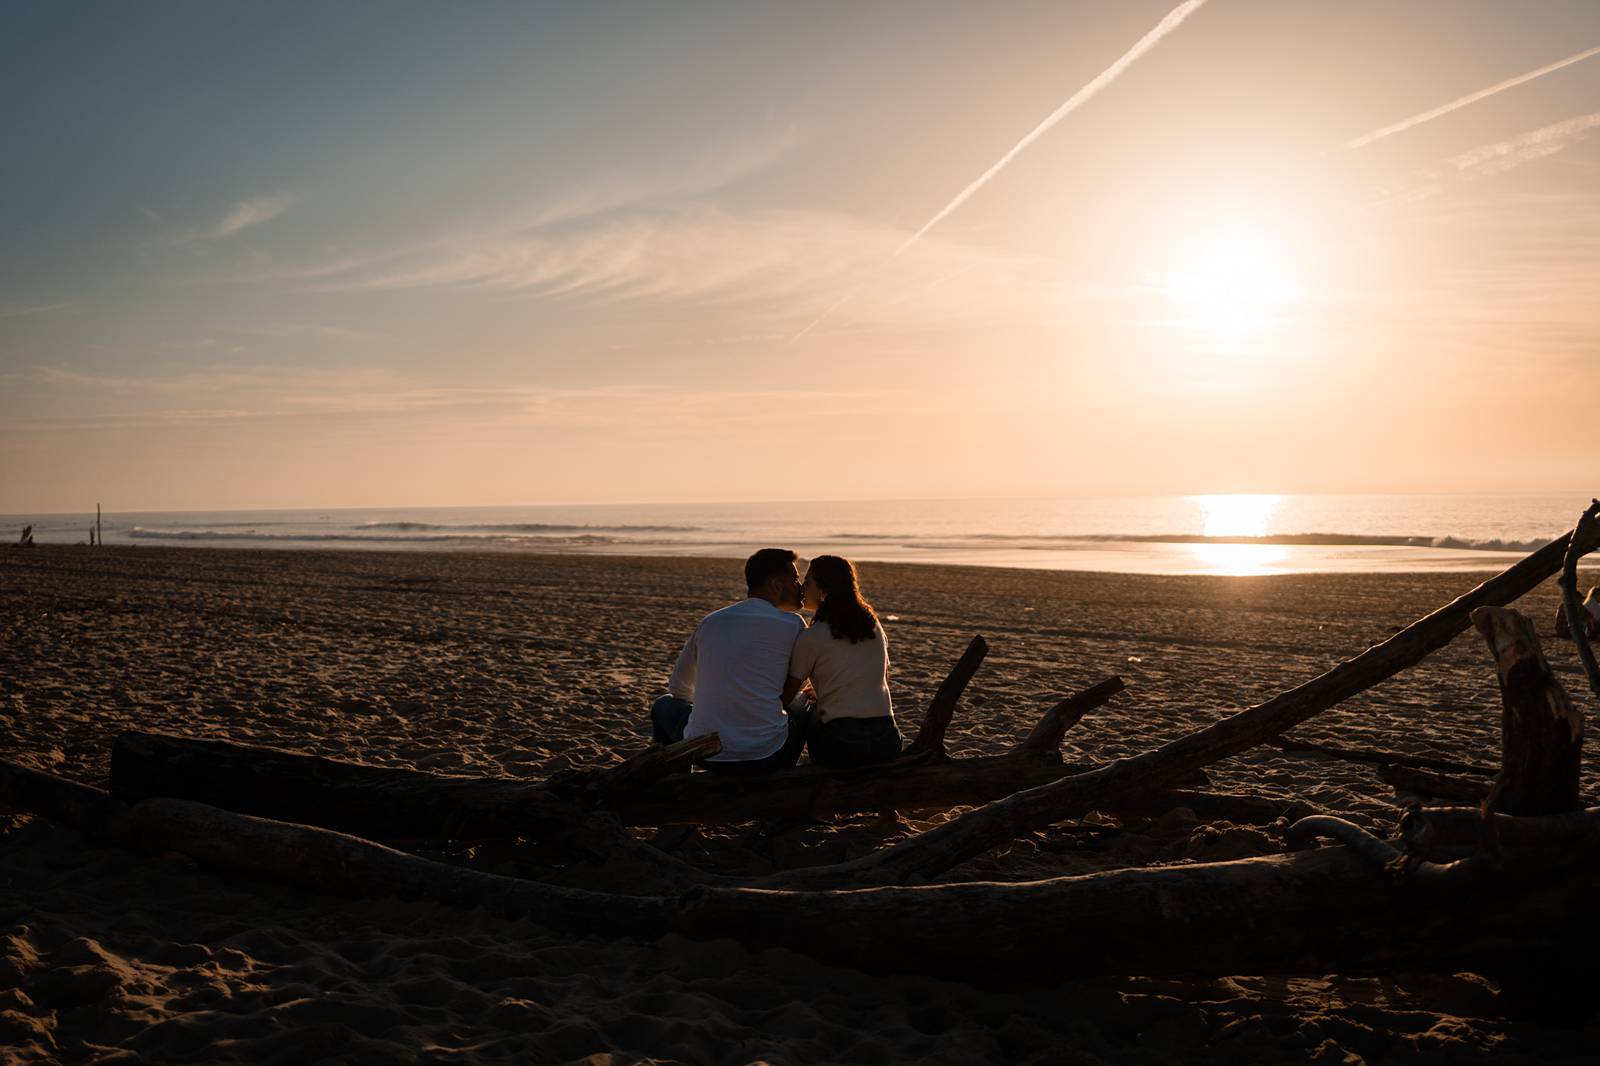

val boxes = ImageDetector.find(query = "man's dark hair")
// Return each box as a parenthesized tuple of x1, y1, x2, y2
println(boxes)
(745, 547, 797, 593)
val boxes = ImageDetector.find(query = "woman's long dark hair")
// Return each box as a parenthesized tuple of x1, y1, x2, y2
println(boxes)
(809, 555, 879, 643)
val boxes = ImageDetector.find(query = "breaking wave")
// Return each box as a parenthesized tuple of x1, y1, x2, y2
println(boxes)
(818, 531, 1554, 552)
(354, 521, 702, 533)
(128, 528, 623, 546)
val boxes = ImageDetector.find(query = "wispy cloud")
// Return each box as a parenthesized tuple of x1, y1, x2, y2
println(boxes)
(1, 363, 897, 432)
(1449, 112, 1600, 178)
(217, 321, 382, 343)
(164, 194, 296, 245)
(1380, 112, 1600, 204)
(211, 194, 295, 238)
(505, 126, 803, 231)
(1346, 44, 1600, 150)
(280, 205, 1050, 328)
(0, 301, 70, 320)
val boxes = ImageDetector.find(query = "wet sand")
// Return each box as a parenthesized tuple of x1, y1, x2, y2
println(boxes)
(2, 545, 1597, 1064)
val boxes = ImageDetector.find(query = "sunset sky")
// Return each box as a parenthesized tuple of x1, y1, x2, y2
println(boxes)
(3, 1, 1599, 512)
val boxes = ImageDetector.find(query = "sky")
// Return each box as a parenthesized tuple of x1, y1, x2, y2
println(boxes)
(3, 1, 1599, 512)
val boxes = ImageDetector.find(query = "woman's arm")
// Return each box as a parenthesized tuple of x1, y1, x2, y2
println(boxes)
(781, 674, 807, 708)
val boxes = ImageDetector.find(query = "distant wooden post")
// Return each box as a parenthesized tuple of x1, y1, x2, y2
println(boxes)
(1470, 606, 1583, 816)
(97, 503, 102, 547)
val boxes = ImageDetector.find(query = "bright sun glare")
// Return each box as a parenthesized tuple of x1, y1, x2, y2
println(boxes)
(1188, 494, 1288, 575)
(1165, 225, 1304, 333)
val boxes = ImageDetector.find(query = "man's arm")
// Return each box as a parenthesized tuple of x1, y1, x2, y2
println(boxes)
(781, 622, 812, 709)
(666, 628, 698, 700)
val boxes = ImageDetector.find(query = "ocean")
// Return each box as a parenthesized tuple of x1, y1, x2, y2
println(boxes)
(5, 493, 1594, 576)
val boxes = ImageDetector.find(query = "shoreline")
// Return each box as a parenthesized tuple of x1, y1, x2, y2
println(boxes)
(1, 538, 1546, 579)
(9, 490, 1590, 577)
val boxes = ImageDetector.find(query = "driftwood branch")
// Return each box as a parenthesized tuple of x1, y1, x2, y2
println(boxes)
(758, 520, 1600, 889)
(1264, 735, 1496, 776)
(1402, 805, 1600, 853)
(1010, 677, 1125, 761)
(1116, 788, 1314, 825)
(1286, 815, 1483, 884)
(1471, 606, 1583, 816)
(578, 733, 722, 792)
(1559, 498, 1600, 703)
(1378, 764, 1490, 803)
(901, 635, 988, 761)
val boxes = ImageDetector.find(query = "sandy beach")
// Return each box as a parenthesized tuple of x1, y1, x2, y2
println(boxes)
(3, 545, 1598, 1064)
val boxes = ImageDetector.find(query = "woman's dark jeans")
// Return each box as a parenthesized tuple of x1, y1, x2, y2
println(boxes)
(807, 715, 902, 769)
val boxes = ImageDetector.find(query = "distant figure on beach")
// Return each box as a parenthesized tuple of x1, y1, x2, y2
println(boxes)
(783, 555, 901, 768)
(1554, 585, 1600, 640)
(650, 548, 810, 774)
(17, 525, 33, 548)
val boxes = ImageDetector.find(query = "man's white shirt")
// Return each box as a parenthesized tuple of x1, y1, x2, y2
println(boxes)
(668, 597, 805, 762)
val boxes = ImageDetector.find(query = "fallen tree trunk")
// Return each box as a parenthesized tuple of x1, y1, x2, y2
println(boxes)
(108, 735, 726, 891)
(1378, 764, 1491, 803)
(110, 730, 596, 842)
(675, 843, 1600, 980)
(1, 756, 674, 936)
(108, 679, 1130, 836)
(1264, 736, 1497, 776)
(1403, 805, 1600, 853)
(1115, 788, 1313, 825)
(10, 756, 1597, 982)
(1472, 606, 1583, 816)
(759, 520, 1600, 889)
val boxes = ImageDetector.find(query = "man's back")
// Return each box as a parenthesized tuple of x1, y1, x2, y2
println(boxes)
(669, 597, 804, 762)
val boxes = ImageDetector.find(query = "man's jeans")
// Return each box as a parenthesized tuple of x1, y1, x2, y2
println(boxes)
(649, 694, 809, 774)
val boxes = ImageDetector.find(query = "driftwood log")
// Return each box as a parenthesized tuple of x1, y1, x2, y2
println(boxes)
(8, 756, 1597, 981)
(1378, 764, 1491, 803)
(107, 676, 1137, 837)
(677, 843, 1600, 979)
(0, 756, 674, 935)
(111, 724, 1303, 841)
(1557, 498, 1600, 701)
(111, 729, 619, 843)
(756, 518, 1600, 889)
(1471, 606, 1583, 816)
(1264, 735, 1497, 776)
(1403, 805, 1600, 853)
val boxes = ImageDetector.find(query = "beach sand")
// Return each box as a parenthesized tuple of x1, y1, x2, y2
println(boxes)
(2, 545, 1598, 1064)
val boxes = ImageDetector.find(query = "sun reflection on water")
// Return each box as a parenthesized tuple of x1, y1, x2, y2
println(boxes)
(1189, 494, 1288, 575)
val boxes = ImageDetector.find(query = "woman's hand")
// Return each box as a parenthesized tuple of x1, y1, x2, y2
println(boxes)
(781, 674, 807, 708)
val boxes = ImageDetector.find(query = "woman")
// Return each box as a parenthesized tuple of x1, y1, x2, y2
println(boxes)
(781, 555, 902, 768)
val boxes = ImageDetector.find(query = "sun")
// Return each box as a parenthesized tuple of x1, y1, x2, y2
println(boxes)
(1163, 224, 1304, 334)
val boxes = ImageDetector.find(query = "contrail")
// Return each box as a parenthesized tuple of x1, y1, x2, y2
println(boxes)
(789, 0, 1208, 343)
(895, 0, 1208, 255)
(1346, 43, 1600, 150)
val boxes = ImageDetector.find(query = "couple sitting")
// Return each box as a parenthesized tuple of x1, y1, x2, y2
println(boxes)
(649, 548, 901, 773)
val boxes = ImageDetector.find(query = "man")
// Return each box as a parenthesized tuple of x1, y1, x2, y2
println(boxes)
(650, 548, 809, 774)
